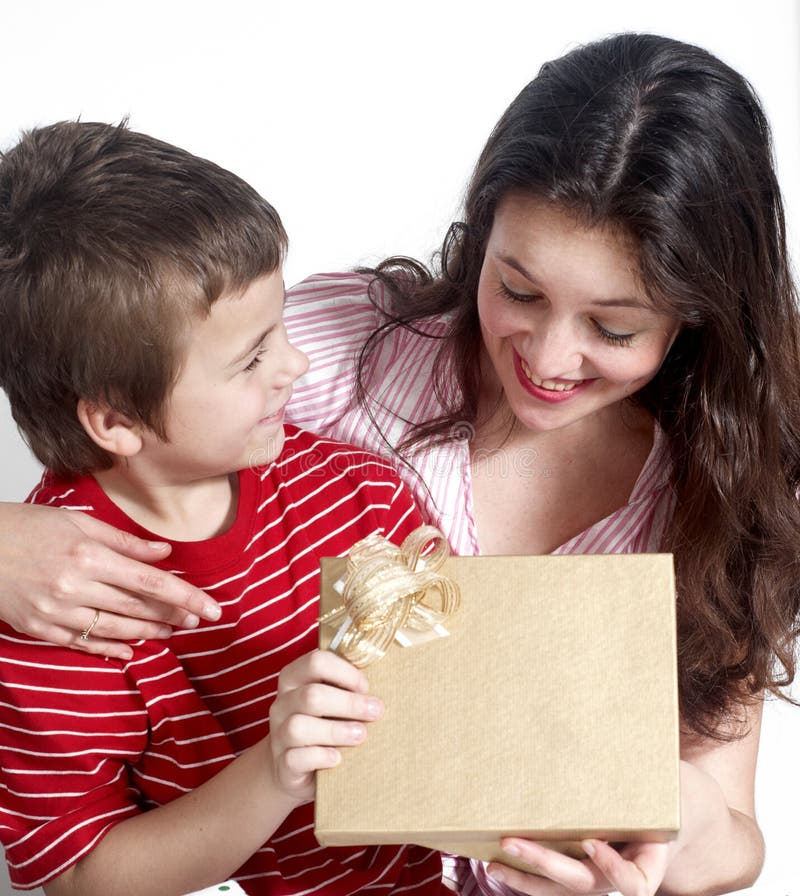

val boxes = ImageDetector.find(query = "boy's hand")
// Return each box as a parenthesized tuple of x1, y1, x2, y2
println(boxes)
(268, 649, 383, 803)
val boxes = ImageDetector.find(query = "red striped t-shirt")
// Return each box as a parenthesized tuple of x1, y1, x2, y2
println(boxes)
(0, 426, 449, 895)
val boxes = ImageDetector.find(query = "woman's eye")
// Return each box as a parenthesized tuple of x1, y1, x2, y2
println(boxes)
(496, 282, 540, 303)
(593, 321, 635, 346)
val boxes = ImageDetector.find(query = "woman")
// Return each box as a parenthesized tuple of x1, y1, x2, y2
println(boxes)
(1, 33, 797, 896)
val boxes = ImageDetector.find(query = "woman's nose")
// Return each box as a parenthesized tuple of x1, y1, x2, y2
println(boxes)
(522, 315, 584, 380)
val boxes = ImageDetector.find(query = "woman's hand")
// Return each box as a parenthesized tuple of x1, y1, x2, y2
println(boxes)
(485, 838, 670, 896)
(0, 502, 221, 659)
(267, 649, 384, 803)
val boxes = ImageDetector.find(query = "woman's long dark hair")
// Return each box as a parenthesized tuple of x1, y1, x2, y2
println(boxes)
(357, 33, 800, 740)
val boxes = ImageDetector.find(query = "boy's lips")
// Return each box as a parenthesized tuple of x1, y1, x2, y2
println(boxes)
(259, 403, 287, 425)
(513, 351, 591, 402)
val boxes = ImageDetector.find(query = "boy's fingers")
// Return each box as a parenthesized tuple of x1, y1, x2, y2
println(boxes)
(275, 681, 382, 728)
(278, 649, 369, 695)
(280, 713, 369, 751)
(285, 745, 341, 775)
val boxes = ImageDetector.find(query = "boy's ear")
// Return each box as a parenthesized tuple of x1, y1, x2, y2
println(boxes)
(76, 398, 144, 458)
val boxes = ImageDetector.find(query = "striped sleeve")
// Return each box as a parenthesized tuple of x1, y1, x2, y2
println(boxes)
(0, 638, 148, 888)
(0, 636, 231, 890)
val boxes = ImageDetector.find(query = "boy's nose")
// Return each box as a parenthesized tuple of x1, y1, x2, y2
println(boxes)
(290, 344, 310, 379)
(278, 341, 309, 384)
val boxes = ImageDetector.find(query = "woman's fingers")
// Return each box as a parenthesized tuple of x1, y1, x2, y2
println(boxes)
(23, 578, 212, 660)
(0, 503, 221, 648)
(65, 509, 174, 560)
(487, 839, 607, 894)
(23, 607, 176, 660)
(485, 839, 670, 896)
(62, 514, 222, 623)
(583, 840, 668, 896)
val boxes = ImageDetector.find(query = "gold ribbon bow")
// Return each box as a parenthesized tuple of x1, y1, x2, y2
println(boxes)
(319, 525, 461, 668)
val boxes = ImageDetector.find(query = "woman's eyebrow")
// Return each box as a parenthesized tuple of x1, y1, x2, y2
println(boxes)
(496, 252, 537, 284)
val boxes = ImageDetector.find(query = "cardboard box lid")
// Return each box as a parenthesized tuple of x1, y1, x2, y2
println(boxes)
(316, 553, 680, 859)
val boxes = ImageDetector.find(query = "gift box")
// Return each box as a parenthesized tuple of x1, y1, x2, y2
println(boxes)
(315, 549, 680, 867)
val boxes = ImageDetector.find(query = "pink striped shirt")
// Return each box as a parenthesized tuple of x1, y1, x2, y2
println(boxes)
(285, 272, 675, 558)
(284, 272, 676, 896)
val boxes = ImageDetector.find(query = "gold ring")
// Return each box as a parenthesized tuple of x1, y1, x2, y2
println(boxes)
(80, 609, 101, 641)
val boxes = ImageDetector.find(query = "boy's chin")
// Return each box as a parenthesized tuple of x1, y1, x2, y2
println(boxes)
(245, 429, 286, 470)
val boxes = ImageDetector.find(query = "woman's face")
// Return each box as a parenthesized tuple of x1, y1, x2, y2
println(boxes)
(477, 196, 681, 436)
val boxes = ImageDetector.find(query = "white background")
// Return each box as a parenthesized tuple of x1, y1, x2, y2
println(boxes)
(0, 2, 798, 894)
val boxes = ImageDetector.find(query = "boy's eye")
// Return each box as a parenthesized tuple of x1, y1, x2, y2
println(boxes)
(243, 348, 266, 372)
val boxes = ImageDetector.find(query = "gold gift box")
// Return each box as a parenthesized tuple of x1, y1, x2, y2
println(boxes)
(315, 553, 680, 866)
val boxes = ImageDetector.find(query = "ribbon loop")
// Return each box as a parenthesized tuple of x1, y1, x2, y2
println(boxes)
(319, 526, 460, 668)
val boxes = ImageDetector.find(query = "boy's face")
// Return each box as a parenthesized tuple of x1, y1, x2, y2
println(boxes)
(140, 269, 308, 482)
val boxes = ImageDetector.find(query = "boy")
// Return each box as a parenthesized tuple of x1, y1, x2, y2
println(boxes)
(0, 122, 447, 895)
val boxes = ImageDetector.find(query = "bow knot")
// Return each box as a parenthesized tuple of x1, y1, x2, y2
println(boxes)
(319, 526, 460, 668)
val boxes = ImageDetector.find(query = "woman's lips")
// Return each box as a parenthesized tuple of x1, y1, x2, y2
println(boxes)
(513, 351, 591, 403)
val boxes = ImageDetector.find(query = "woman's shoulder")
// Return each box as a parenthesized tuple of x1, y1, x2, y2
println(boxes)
(286, 270, 451, 336)
(287, 271, 385, 312)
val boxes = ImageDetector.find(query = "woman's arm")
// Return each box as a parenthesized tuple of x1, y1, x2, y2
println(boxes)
(484, 698, 764, 896)
(659, 699, 764, 894)
(0, 502, 221, 660)
(44, 650, 378, 896)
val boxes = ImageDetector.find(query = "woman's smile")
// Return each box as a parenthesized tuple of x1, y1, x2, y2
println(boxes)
(513, 350, 591, 402)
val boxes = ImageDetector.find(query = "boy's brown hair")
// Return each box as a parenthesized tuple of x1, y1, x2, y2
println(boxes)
(0, 120, 287, 477)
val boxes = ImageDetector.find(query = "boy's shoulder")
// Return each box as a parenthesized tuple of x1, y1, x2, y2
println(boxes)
(275, 425, 402, 484)
(26, 468, 99, 509)
(261, 425, 416, 533)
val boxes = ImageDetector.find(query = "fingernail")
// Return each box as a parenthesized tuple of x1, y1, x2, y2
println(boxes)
(183, 613, 200, 628)
(365, 697, 383, 720)
(204, 603, 222, 621)
(582, 839, 596, 858)
(487, 867, 505, 884)
(503, 844, 520, 857)
(147, 541, 170, 550)
(156, 626, 173, 639)
(348, 724, 366, 743)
